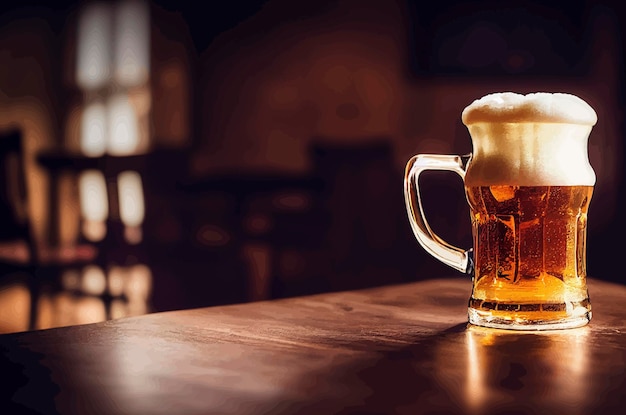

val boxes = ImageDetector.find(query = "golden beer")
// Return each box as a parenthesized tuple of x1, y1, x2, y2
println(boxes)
(404, 91, 598, 330)
(466, 185, 592, 324)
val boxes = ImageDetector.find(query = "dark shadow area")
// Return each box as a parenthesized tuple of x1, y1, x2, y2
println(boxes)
(1, 0, 625, 331)
(3, 320, 624, 415)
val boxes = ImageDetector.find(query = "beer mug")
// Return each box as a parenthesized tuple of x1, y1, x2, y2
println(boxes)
(404, 92, 597, 330)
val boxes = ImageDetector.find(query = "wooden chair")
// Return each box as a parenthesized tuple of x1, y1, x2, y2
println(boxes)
(0, 129, 40, 331)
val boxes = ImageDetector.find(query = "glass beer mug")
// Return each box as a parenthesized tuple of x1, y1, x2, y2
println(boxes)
(404, 92, 597, 330)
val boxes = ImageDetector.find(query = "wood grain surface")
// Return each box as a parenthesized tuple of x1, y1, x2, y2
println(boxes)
(1, 277, 625, 414)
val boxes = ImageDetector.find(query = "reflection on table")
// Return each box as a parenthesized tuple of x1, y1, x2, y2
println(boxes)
(1, 277, 625, 414)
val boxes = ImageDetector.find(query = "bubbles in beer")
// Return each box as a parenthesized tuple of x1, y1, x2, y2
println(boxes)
(466, 185, 592, 312)
(460, 92, 596, 327)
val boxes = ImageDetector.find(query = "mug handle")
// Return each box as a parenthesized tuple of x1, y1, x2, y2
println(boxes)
(404, 154, 474, 275)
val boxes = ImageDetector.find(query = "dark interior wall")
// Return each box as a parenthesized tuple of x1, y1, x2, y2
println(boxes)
(184, 0, 626, 286)
(1, 0, 625, 316)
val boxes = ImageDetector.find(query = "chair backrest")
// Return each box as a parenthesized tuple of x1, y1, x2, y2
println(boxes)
(0, 128, 37, 260)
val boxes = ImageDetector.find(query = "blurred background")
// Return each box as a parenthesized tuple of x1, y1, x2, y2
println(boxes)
(0, 0, 624, 333)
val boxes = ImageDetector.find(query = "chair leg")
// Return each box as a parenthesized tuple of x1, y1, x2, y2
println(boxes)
(27, 274, 39, 331)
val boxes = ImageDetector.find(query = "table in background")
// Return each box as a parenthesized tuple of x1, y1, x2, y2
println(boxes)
(1, 277, 625, 414)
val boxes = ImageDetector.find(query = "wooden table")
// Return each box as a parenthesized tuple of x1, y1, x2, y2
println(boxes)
(1, 277, 625, 414)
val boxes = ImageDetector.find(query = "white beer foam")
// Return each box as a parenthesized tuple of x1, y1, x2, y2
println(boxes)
(462, 92, 597, 186)
(462, 92, 597, 126)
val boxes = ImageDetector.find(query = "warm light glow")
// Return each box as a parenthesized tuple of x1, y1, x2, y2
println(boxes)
(54, 293, 106, 327)
(108, 266, 126, 297)
(38, 293, 106, 329)
(465, 328, 486, 412)
(76, 0, 151, 154)
(82, 265, 107, 296)
(124, 226, 143, 244)
(549, 329, 590, 404)
(107, 93, 140, 155)
(79, 170, 109, 221)
(74, 297, 107, 325)
(80, 100, 107, 156)
(79, 170, 108, 241)
(464, 325, 591, 412)
(127, 300, 149, 316)
(58, 172, 82, 246)
(114, 0, 150, 87)
(110, 299, 128, 320)
(82, 219, 107, 242)
(125, 264, 152, 302)
(36, 294, 54, 330)
(61, 269, 82, 291)
(0, 282, 30, 333)
(76, 2, 112, 90)
(124, 225, 143, 244)
(118, 170, 145, 228)
(110, 264, 153, 317)
(126, 264, 152, 315)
